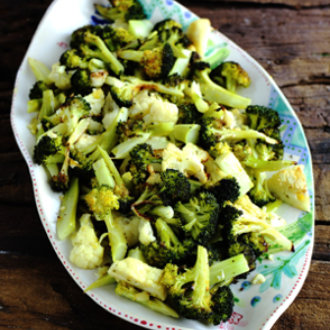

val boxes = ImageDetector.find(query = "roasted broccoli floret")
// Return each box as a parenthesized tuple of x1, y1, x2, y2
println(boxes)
(85, 185, 127, 262)
(246, 105, 281, 132)
(118, 43, 175, 79)
(178, 103, 202, 124)
(198, 116, 278, 150)
(70, 69, 92, 95)
(193, 61, 251, 109)
(210, 177, 240, 205)
(46, 95, 90, 126)
(99, 25, 135, 52)
(128, 143, 161, 189)
(248, 171, 276, 207)
(175, 191, 220, 245)
(95, 0, 146, 22)
(162, 245, 212, 322)
(106, 76, 135, 107)
(210, 61, 251, 93)
(116, 118, 146, 143)
(33, 133, 64, 165)
(141, 218, 193, 268)
(85, 185, 120, 220)
(71, 28, 124, 75)
(159, 169, 191, 206)
(59, 49, 89, 69)
(29, 80, 49, 99)
(206, 286, 234, 325)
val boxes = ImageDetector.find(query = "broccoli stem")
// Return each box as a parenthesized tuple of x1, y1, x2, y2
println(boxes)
(128, 19, 153, 39)
(97, 146, 124, 187)
(84, 32, 124, 75)
(209, 253, 249, 287)
(171, 124, 200, 144)
(244, 157, 296, 171)
(111, 133, 151, 159)
(84, 274, 115, 292)
(204, 47, 230, 69)
(93, 158, 116, 188)
(148, 122, 175, 137)
(27, 99, 41, 113)
(39, 90, 55, 119)
(150, 205, 174, 219)
(117, 49, 144, 62)
(56, 177, 79, 240)
(192, 245, 211, 310)
(115, 282, 179, 318)
(104, 212, 128, 262)
(28, 57, 51, 82)
(127, 247, 146, 262)
(218, 128, 278, 144)
(198, 70, 251, 109)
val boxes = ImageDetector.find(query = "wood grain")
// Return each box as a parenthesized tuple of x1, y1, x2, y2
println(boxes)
(0, 0, 329, 329)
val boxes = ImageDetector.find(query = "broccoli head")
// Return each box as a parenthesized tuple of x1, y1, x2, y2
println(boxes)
(118, 43, 176, 80)
(71, 28, 124, 76)
(70, 69, 92, 95)
(248, 171, 276, 207)
(207, 286, 234, 325)
(107, 76, 135, 107)
(159, 169, 191, 206)
(29, 80, 49, 99)
(210, 61, 251, 93)
(33, 134, 63, 165)
(95, 0, 146, 22)
(246, 105, 281, 132)
(210, 177, 240, 205)
(116, 118, 146, 143)
(128, 143, 161, 187)
(84, 185, 119, 220)
(99, 25, 135, 52)
(141, 218, 193, 268)
(59, 49, 89, 70)
(178, 103, 202, 124)
(175, 191, 220, 245)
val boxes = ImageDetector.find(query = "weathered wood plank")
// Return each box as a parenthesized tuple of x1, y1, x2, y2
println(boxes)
(205, 0, 330, 8)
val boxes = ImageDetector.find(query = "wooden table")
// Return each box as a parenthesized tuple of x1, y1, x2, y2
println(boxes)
(1, 0, 329, 329)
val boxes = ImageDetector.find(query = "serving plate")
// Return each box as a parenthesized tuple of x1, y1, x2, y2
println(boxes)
(11, 0, 314, 329)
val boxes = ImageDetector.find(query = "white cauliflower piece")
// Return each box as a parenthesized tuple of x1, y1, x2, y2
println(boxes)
(90, 70, 108, 88)
(267, 165, 310, 212)
(138, 218, 156, 245)
(108, 257, 166, 300)
(130, 90, 178, 125)
(162, 142, 209, 183)
(115, 215, 140, 247)
(84, 88, 105, 116)
(187, 18, 211, 57)
(48, 62, 72, 89)
(69, 214, 104, 269)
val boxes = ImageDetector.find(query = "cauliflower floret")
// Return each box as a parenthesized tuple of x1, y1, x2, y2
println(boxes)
(84, 88, 105, 116)
(48, 62, 72, 89)
(115, 215, 141, 247)
(108, 257, 166, 300)
(162, 142, 209, 183)
(138, 218, 156, 245)
(267, 165, 310, 212)
(70, 214, 104, 269)
(90, 70, 109, 88)
(187, 18, 211, 57)
(130, 90, 178, 125)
